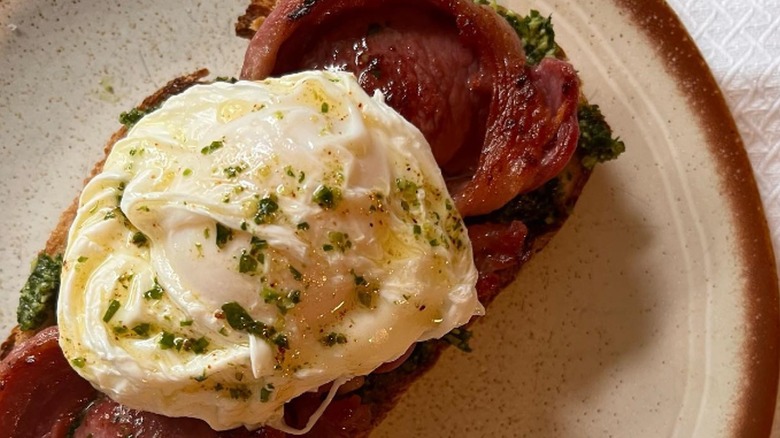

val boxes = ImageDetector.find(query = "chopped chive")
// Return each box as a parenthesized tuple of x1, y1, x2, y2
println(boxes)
(312, 185, 341, 209)
(143, 281, 164, 300)
(131, 231, 148, 247)
(289, 265, 303, 281)
(239, 251, 258, 273)
(221, 302, 268, 338)
(250, 236, 268, 257)
(132, 323, 151, 337)
(254, 195, 279, 224)
(159, 331, 176, 349)
(262, 287, 280, 304)
(320, 332, 347, 346)
(190, 337, 209, 355)
(224, 165, 244, 178)
(327, 231, 352, 252)
(260, 384, 274, 402)
(103, 300, 121, 323)
(201, 140, 224, 155)
(216, 223, 233, 249)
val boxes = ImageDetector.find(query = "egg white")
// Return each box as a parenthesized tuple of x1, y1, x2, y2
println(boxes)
(57, 71, 482, 431)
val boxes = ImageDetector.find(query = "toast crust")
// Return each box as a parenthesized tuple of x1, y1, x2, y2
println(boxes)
(236, 0, 279, 38)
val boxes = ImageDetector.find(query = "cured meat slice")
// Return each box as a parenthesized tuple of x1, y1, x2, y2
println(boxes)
(72, 397, 289, 438)
(0, 326, 97, 438)
(71, 392, 369, 437)
(241, 0, 580, 216)
(468, 220, 530, 304)
(0, 327, 368, 437)
(73, 397, 224, 438)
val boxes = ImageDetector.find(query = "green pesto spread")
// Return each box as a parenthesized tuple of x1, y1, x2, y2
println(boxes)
(17, 253, 62, 331)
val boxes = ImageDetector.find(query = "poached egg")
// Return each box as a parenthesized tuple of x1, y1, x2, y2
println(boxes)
(57, 70, 482, 431)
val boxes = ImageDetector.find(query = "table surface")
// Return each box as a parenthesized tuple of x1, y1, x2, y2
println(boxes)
(663, 0, 780, 435)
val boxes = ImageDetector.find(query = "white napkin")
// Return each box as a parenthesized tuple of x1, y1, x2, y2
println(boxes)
(665, 0, 780, 433)
(666, 0, 780, 259)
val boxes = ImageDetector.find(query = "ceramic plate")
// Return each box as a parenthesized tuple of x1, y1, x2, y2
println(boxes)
(0, 0, 777, 436)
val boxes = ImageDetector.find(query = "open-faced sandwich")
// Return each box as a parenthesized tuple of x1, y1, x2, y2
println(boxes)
(0, 0, 624, 436)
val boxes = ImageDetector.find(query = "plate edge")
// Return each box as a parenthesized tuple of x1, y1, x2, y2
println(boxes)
(613, 0, 780, 436)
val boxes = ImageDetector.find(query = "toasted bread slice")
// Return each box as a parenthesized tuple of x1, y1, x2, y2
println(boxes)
(2, 2, 622, 435)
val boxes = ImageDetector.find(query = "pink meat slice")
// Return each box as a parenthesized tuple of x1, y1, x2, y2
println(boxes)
(72, 397, 283, 438)
(0, 326, 97, 438)
(241, 0, 581, 216)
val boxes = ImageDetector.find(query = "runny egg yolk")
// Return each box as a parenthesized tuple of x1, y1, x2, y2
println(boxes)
(57, 70, 482, 431)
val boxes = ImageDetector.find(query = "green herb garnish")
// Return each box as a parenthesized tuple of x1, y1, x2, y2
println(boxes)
(17, 253, 62, 331)
(312, 185, 342, 209)
(326, 231, 352, 252)
(103, 300, 121, 323)
(254, 195, 279, 224)
(239, 251, 258, 274)
(132, 323, 151, 337)
(320, 332, 348, 346)
(159, 331, 176, 349)
(119, 108, 148, 128)
(577, 103, 626, 168)
(353, 272, 379, 309)
(201, 140, 224, 155)
(260, 384, 274, 402)
(289, 265, 303, 281)
(216, 223, 233, 249)
(131, 231, 148, 247)
(143, 281, 164, 300)
(221, 302, 271, 338)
